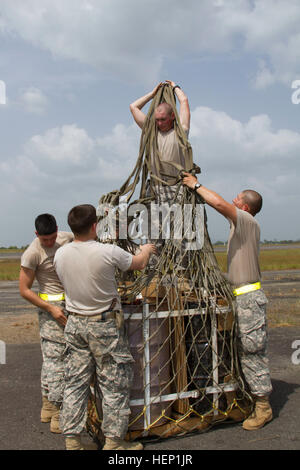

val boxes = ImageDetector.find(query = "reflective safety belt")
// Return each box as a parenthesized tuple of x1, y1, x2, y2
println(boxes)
(233, 281, 261, 296)
(38, 292, 65, 301)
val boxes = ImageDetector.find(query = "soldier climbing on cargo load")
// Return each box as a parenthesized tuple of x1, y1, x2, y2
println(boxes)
(19, 214, 74, 434)
(130, 80, 193, 262)
(182, 173, 273, 431)
(53, 204, 156, 450)
(130, 80, 191, 202)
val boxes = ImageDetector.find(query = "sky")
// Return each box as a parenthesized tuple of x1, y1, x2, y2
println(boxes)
(0, 0, 300, 247)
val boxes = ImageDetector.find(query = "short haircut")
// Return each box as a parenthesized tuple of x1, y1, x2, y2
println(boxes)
(35, 214, 57, 235)
(242, 190, 263, 215)
(67, 204, 97, 235)
(155, 102, 174, 117)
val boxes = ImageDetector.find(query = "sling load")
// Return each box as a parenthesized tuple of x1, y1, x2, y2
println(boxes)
(87, 83, 252, 445)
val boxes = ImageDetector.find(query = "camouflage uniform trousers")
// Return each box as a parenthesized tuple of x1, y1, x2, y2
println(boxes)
(60, 312, 134, 439)
(38, 301, 66, 404)
(235, 289, 273, 397)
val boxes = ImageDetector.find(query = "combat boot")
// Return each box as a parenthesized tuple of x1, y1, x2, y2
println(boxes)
(242, 396, 273, 430)
(65, 435, 98, 450)
(103, 437, 143, 450)
(65, 436, 84, 450)
(50, 406, 62, 434)
(40, 396, 57, 423)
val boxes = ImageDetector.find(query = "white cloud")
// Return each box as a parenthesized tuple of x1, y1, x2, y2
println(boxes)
(243, 0, 300, 87)
(1, 104, 300, 243)
(190, 106, 300, 200)
(25, 124, 94, 165)
(2, 106, 300, 212)
(19, 87, 49, 114)
(1, 0, 300, 86)
(96, 123, 140, 181)
(186, 105, 300, 241)
(253, 60, 275, 89)
(0, 121, 140, 205)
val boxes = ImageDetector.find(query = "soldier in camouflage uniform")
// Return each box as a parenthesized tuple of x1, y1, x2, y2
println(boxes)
(61, 314, 134, 441)
(182, 174, 273, 430)
(38, 305, 66, 404)
(54, 204, 156, 450)
(235, 289, 272, 398)
(20, 214, 74, 433)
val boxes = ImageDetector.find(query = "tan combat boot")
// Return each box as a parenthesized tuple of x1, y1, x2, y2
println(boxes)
(65, 435, 98, 450)
(40, 396, 57, 423)
(242, 396, 273, 430)
(65, 436, 84, 450)
(103, 437, 143, 451)
(50, 406, 62, 434)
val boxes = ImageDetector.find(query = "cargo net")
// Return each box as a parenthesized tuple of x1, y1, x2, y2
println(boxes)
(87, 84, 252, 445)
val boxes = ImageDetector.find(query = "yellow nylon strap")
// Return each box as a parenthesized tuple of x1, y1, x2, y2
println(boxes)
(38, 292, 65, 301)
(233, 282, 261, 296)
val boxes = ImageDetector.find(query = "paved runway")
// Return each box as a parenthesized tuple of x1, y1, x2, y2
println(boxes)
(0, 268, 300, 454)
(0, 327, 299, 452)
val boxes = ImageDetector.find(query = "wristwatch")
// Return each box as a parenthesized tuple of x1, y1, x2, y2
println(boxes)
(194, 182, 202, 191)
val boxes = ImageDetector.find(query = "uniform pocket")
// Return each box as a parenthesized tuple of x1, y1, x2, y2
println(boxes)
(64, 316, 78, 339)
(237, 291, 268, 354)
(239, 322, 267, 354)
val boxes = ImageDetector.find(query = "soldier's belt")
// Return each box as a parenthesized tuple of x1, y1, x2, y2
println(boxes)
(38, 292, 65, 301)
(233, 282, 261, 296)
(68, 310, 121, 322)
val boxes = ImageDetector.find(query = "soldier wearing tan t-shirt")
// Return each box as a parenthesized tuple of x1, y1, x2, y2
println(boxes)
(19, 214, 73, 434)
(53, 204, 156, 451)
(130, 80, 191, 190)
(182, 173, 273, 432)
(130, 80, 191, 259)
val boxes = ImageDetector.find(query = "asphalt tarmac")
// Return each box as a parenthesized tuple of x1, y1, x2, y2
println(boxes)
(0, 328, 300, 453)
(0, 270, 299, 455)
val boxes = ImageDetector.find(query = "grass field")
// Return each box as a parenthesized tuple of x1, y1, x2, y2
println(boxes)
(0, 248, 24, 252)
(0, 259, 21, 281)
(215, 248, 300, 272)
(1, 247, 300, 280)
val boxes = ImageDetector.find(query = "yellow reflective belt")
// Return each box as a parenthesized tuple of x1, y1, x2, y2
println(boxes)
(233, 282, 261, 296)
(38, 292, 65, 301)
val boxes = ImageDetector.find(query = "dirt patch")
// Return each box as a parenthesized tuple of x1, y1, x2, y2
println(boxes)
(0, 313, 39, 344)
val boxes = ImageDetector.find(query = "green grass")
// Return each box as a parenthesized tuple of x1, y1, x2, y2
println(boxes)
(0, 259, 21, 281)
(0, 248, 299, 281)
(0, 248, 24, 253)
(259, 249, 300, 271)
(214, 248, 300, 272)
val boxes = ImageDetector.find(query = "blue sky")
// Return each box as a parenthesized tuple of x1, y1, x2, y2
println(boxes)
(1, 0, 300, 246)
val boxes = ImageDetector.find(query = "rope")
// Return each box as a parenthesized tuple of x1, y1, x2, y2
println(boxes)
(91, 84, 252, 441)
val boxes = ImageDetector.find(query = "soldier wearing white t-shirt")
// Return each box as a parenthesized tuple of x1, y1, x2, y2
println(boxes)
(53, 204, 156, 451)
(182, 173, 273, 432)
(19, 214, 74, 433)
